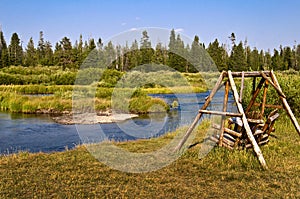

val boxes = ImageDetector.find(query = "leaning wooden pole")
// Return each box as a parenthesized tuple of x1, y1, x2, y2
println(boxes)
(228, 71, 268, 169)
(270, 70, 300, 136)
(174, 72, 225, 151)
(245, 78, 266, 114)
(219, 80, 229, 146)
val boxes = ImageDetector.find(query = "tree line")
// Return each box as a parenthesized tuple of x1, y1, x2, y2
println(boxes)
(0, 29, 300, 72)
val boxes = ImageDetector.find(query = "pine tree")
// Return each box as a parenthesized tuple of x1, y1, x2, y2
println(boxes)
(153, 42, 166, 65)
(37, 31, 45, 65)
(0, 30, 9, 68)
(167, 29, 177, 70)
(104, 41, 116, 69)
(140, 30, 153, 66)
(53, 42, 61, 66)
(127, 40, 140, 69)
(271, 49, 283, 70)
(228, 41, 247, 71)
(264, 50, 272, 70)
(44, 41, 53, 66)
(8, 32, 23, 66)
(190, 35, 204, 72)
(229, 33, 236, 47)
(60, 37, 73, 69)
(168, 29, 176, 52)
(121, 42, 129, 71)
(259, 50, 265, 70)
(249, 48, 260, 70)
(295, 44, 300, 70)
(283, 46, 292, 70)
(207, 39, 228, 71)
(174, 34, 186, 72)
(88, 38, 96, 51)
(24, 37, 37, 67)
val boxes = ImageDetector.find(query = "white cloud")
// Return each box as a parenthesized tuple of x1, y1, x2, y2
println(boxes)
(130, 28, 137, 31)
(135, 17, 140, 20)
(174, 28, 184, 33)
(121, 22, 127, 26)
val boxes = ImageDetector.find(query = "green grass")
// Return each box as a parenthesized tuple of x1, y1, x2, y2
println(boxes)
(0, 116, 299, 198)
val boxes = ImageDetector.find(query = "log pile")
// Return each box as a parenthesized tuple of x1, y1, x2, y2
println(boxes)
(175, 70, 300, 169)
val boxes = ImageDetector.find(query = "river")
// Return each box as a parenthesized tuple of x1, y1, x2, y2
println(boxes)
(0, 91, 235, 154)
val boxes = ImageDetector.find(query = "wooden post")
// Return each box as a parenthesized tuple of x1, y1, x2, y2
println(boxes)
(174, 72, 225, 151)
(219, 80, 229, 146)
(261, 81, 269, 116)
(239, 71, 244, 103)
(228, 71, 268, 169)
(245, 78, 266, 114)
(270, 70, 300, 136)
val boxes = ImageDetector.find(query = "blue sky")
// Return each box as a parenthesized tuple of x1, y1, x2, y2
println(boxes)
(1, 0, 300, 51)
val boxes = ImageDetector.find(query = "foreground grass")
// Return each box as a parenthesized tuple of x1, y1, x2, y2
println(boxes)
(0, 116, 299, 198)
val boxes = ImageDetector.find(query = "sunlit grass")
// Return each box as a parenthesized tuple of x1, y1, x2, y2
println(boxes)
(0, 116, 299, 198)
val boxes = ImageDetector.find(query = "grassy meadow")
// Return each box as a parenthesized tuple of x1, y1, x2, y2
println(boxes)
(0, 66, 208, 114)
(0, 66, 299, 197)
(0, 116, 299, 198)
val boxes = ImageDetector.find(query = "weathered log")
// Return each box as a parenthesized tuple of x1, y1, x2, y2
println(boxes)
(219, 80, 230, 146)
(261, 72, 286, 98)
(270, 70, 300, 137)
(209, 135, 219, 143)
(228, 70, 268, 169)
(174, 72, 225, 151)
(261, 80, 269, 116)
(224, 71, 271, 77)
(212, 124, 243, 138)
(224, 128, 242, 138)
(198, 110, 242, 117)
(253, 103, 282, 109)
(245, 78, 266, 114)
(223, 133, 236, 142)
(222, 136, 235, 146)
(239, 71, 245, 103)
(221, 142, 234, 150)
(258, 139, 269, 146)
(247, 118, 264, 124)
(253, 130, 264, 136)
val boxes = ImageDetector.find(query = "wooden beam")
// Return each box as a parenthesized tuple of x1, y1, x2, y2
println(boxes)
(261, 80, 269, 116)
(245, 78, 266, 114)
(224, 71, 271, 77)
(228, 70, 268, 169)
(239, 71, 245, 103)
(198, 110, 242, 117)
(212, 124, 242, 138)
(174, 72, 225, 151)
(270, 70, 300, 136)
(219, 80, 230, 146)
(253, 103, 282, 109)
(261, 72, 286, 98)
(224, 128, 242, 138)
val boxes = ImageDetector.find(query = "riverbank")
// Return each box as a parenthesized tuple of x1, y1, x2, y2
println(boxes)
(0, 116, 299, 198)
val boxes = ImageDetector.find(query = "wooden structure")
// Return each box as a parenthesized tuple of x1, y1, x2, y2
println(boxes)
(175, 70, 300, 169)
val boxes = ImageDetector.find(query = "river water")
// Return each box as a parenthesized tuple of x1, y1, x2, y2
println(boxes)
(0, 91, 235, 154)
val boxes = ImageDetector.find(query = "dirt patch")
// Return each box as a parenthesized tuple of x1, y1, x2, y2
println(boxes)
(52, 112, 138, 125)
